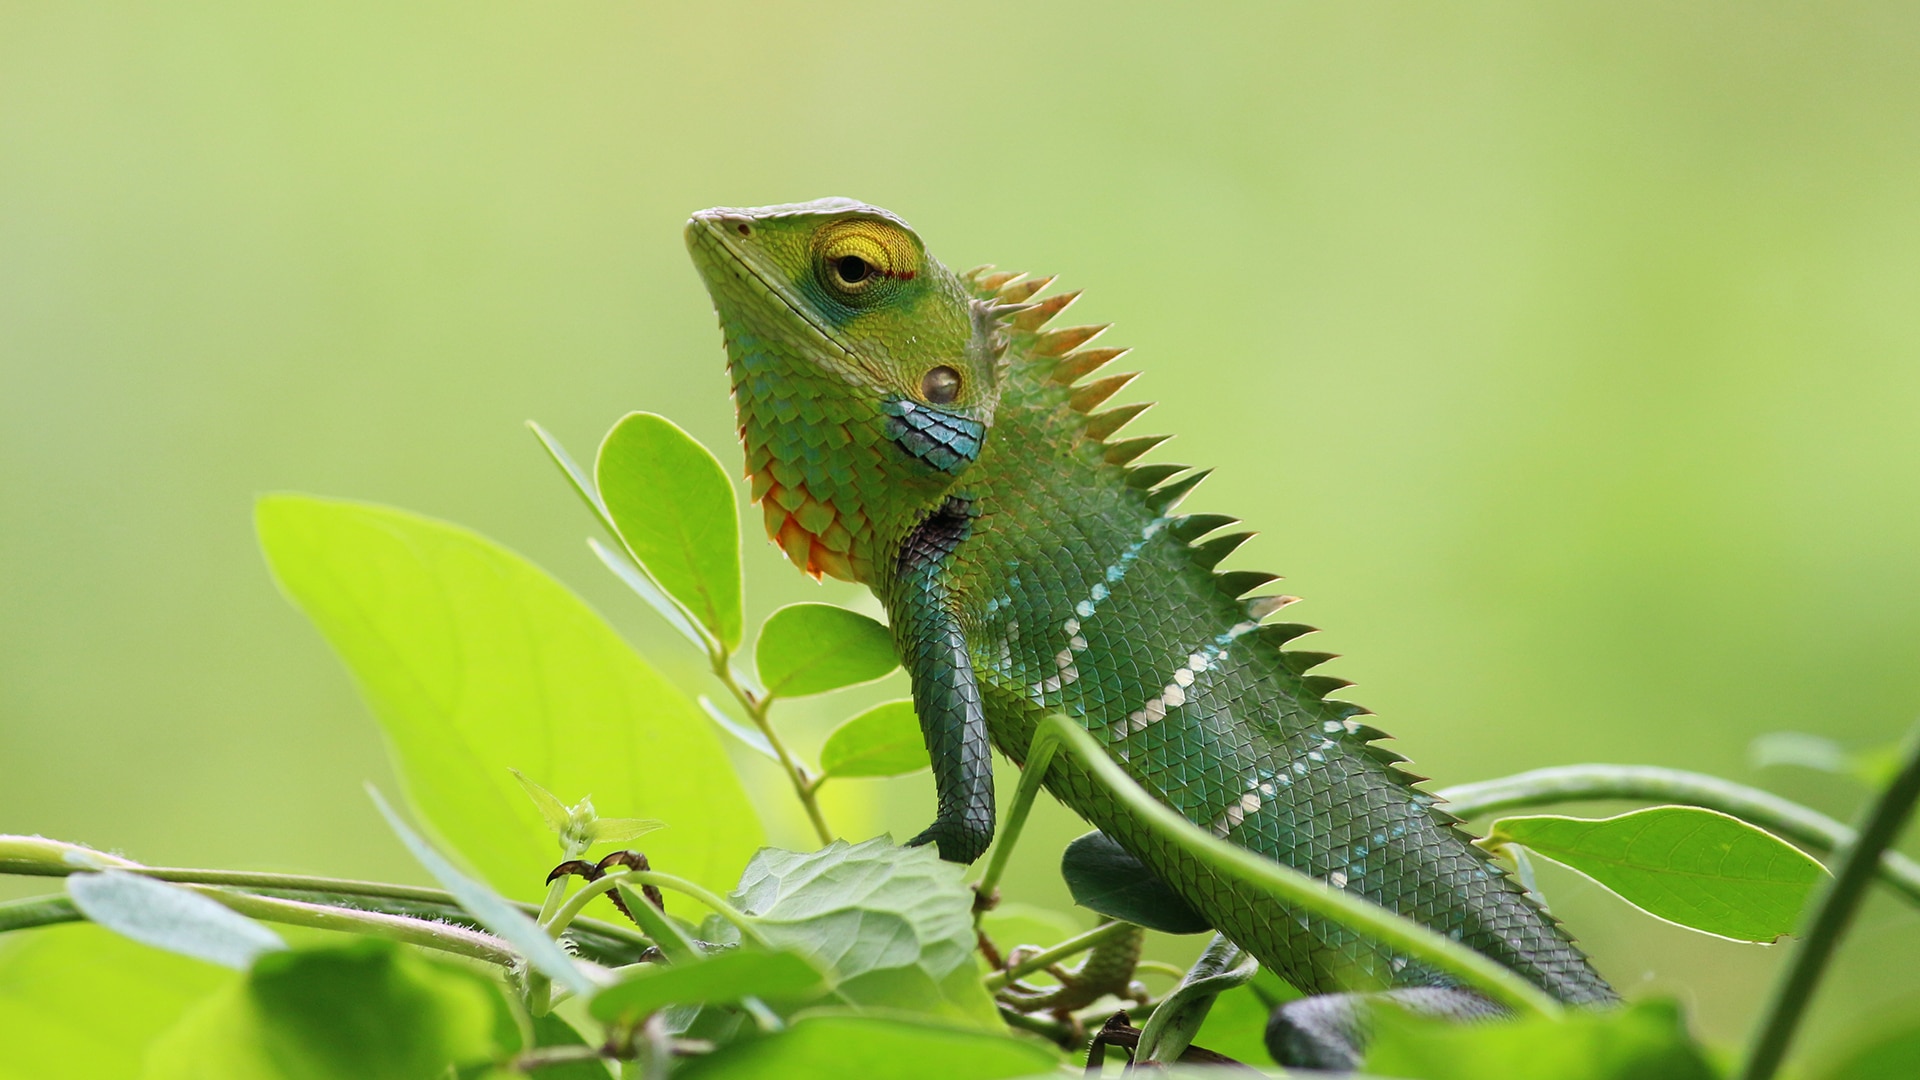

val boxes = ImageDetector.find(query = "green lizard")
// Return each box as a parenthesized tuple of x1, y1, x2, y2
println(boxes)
(685, 198, 1616, 1066)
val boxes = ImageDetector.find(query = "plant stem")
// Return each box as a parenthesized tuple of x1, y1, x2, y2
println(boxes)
(1739, 725, 1920, 1080)
(0, 858, 651, 954)
(982, 921, 1134, 993)
(708, 653, 834, 846)
(1437, 764, 1920, 907)
(622, 869, 769, 948)
(1136, 934, 1255, 1064)
(197, 887, 520, 966)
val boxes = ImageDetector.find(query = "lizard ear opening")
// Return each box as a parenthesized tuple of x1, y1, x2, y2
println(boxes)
(922, 366, 961, 404)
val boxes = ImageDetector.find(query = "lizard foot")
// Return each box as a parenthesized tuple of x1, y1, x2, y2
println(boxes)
(545, 850, 666, 928)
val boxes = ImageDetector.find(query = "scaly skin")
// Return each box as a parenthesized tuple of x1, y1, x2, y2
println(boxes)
(684, 199, 1616, 1015)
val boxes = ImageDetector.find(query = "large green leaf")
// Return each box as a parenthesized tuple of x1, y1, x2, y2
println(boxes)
(0, 925, 233, 1080)
(588, 948, 824, 1022)
(1364, 998, 1717, 1080)
(142, 939, 512, 1080)
(674, 1013, 1057, 1080)
(67, 871, 287, 971)
(595, 412, 743, 650)
(256, 495, 762, 906)
(819, 700, 928, 779)
(722, 838, 1000, 1028)
(1486, 806, 1826, 942)
(755, 603, 898, 699)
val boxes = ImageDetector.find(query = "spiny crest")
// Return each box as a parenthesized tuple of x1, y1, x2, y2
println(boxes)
(963, 266, 1380, 725)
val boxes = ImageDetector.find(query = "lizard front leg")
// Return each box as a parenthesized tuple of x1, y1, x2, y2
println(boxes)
(888, 496, 995, 864)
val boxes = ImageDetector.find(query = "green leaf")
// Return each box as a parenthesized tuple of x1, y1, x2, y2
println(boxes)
(1061, 830, 1211, 935)
(1819, 1015, 1920, 1080)
(1486, 807, 1827, 942)
(1364, 998, 1718, 1080)
(510, 768, 574, 835)
(0, 925, 233, 1080)
(528, 420, 618, 535)
(595, 412, 743, 650)
(588, 949, 824, 1022)
(369, 786, 601, 998)
(755, 603, 899, 699)
(256, 494, 762, 910)
(674, 1013, 1059, 1080)
(142, 939, 512, 1080)
(819, 700, 928, 779)
(66, 871, 287, 971)
(720, 838, 1000, 1028)
(590, 817, 667, 846)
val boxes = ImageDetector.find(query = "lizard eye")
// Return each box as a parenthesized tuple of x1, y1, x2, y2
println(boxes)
(835, 255, 872, 285)
(815, 219, 917, 303)
(922, 366, 961, 404)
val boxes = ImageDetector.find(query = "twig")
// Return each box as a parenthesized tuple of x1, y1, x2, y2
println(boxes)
(1739, 724, 1920, 1080)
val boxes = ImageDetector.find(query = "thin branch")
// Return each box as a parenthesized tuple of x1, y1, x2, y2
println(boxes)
(708, 655, 834, 846)
(1740, 725, 1920, 1080)
(983, 921, 1134, 993)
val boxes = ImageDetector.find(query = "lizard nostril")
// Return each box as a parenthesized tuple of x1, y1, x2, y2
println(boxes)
(734, 221, 752, 237)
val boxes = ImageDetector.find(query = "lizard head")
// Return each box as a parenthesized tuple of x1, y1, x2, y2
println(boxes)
(686, 198, 1003, 584)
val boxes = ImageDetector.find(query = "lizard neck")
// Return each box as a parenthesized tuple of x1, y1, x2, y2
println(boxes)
(726, 331, 952, 586)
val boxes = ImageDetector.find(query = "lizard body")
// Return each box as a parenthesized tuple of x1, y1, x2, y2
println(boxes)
(684, 199, 1615, 1056)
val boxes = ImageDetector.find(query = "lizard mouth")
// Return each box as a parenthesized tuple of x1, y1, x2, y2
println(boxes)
(685, 214, 886, 384)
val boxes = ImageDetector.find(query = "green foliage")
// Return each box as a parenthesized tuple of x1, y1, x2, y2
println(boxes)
(256, 494, 762, 905)
(595, 412, 744, 650)
(1364, 998, 1719, 1080)
(0, 926, 233, 1080)
(755, 603, 898, 698)
(671, 1013, 1058, 1080)
(66, 871, 287, 971)
(1060, 830, 1211, 935)
(1486, 807, 1827, 942)
(143, 939, 513, 1080)
(588, 949, 824, 1023)
(6, 410, 1914, 1079)
(819, 700, 929, 780)
(721, 839, 1001, 1028)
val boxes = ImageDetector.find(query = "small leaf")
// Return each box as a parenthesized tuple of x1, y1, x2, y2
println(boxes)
(66, 871, 286, 971)
(588, 949, 824, 1022)
(142, 939, 512, 1080)
(699, 695, 780, 762)
(1365, 997, 1718, 1080)
(369, 786, 601, 996)
(1486, 807, 1827, 942)
(529, 420, 618, 534)
(590, 535, 712, 653)
(673, 1013, 1060, 1080)
(820, 700, 929, 779)
(1061, 831, 1211, 935)
(590, 817, 667, 845)
(718, 838, 999, 1027)
(595, 412, 744, 650)
(510, 769, 573, 835)
(755, 603, 899, 699)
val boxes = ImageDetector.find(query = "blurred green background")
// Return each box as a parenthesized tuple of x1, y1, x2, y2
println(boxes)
(4, 0, 1918, 1060)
